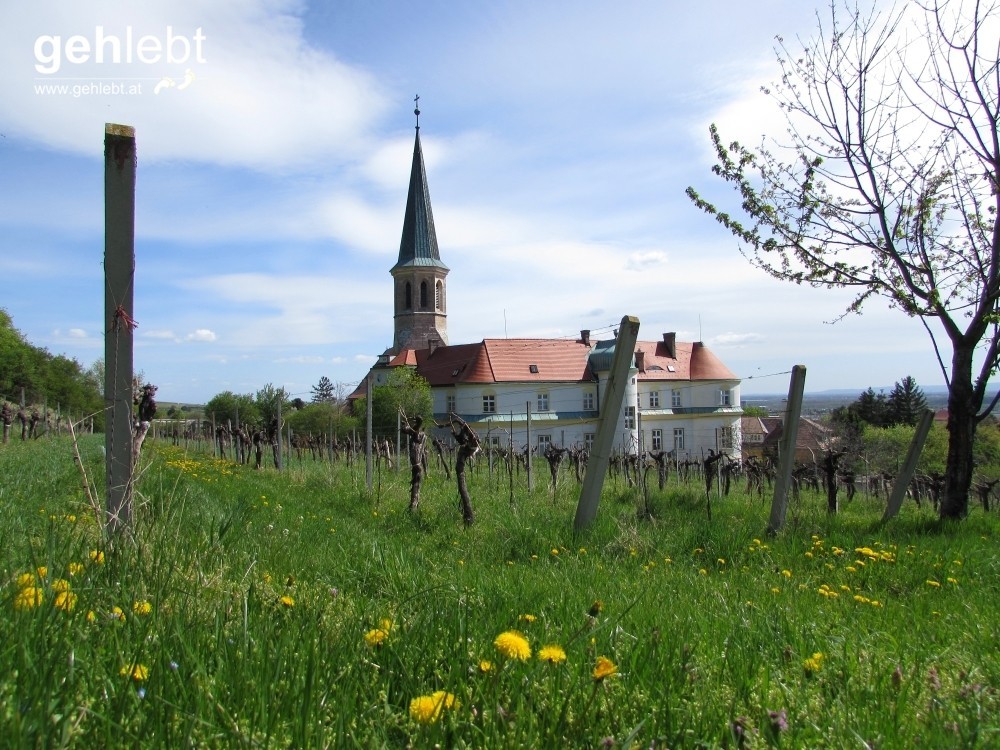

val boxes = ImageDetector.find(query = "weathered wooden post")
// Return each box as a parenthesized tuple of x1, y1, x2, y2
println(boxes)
(365, 372, 373, 492)
(104, 123, 137, 537)
(574, 316, 640, 531)
(767, 365, 807, 535)
(526, 401, 533, 492)
(882, 409, 935, 522)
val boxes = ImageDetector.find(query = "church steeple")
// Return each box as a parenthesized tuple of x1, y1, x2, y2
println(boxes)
(391, 98, 449, 354)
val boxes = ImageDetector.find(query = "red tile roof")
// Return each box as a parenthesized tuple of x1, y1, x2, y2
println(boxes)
(633, 340, 737, 381)
(407, 338, 595, 385)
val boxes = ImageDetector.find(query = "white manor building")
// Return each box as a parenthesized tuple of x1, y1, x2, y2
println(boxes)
(361, 115, 742, 460)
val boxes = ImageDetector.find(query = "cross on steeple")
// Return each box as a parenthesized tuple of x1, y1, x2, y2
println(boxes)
(414, 94, 420, 129)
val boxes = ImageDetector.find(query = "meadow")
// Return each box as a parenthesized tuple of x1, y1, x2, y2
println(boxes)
(1, 435, 998, 748)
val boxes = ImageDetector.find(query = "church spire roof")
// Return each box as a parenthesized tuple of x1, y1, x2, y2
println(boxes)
(392, 99, 448, 273)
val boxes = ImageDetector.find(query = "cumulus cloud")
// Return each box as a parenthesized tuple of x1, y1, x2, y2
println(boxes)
(186, 329, 217, 342)
(0, 0, 389, 170)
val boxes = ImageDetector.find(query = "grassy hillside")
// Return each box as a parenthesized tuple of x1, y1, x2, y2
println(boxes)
(1, 436, 997, 748)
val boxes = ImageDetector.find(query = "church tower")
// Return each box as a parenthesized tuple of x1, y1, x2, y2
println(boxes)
(391, 99, 449, 354)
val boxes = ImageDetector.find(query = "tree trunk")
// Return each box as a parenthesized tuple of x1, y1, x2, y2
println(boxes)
(940, 344, 979, 519)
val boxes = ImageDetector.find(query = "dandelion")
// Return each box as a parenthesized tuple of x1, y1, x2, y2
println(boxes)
(67, 562, 85, 577)
(538, 644, 567, 664)
(89, 550, 105, 565)
(926, 580, 941, 588)
(278, 595, 295, 608)
(699, 568, 708, 576)
(803, 652, 824, 675)
(53, 590, 77, 612)
(494, 630, 531, 661)
(409, 691, 458, 724)
(86, 610, 97, 623)
(364, 625, 389, 647)
(120, 663, 150, 682)
(519, 613, 537, 623)
(947, 577, 959, 585)
(781, 569, 792, 578)
(110, 606, 126, 622)
(15, 572, 35, 588)
(14, 586, 42, 611)
(592, 656, 618, 682)
(133, 600, 153, 616)
(478, 659, 494, 673)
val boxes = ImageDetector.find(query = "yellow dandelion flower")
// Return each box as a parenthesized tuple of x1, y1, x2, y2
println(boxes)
(133, 600, 153, 616)
(111, 606, 126, 622)
(379, 618, 394, 633)
(279, 595, 295, 608)
(926, 580, 941, 588)
(947, 577, 958, 585)
(804, 551, 814, 559)
(771, 587, 781, 594)
(870, 600, 883, 607)
(781, 570, 792, 578)
(120, 663, 149, 682)
(478, 659, 494, 673)
(592, 656, 618, 682)
(803, 652, 824, 674)
(89, 550, 105, 565)
(494, 630, 531, 661)
(67, 562, 85, 577)
(538, 644, 567, 664)
(699, 568, 708, 576)
(551, 548, 559, 556)
(53, 590, 78, 612)
(36, 566, 48, 579)
(86, 610, 97, 623)
(520, 614, 537, 623)
(364, 628, 388, 648)
(14, 586, 43, 610)
(409, 691, 458, 724)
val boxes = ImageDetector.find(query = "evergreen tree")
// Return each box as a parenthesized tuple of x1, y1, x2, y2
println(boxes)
(311, 376, 336, 403)
(886, 376, 929, 427)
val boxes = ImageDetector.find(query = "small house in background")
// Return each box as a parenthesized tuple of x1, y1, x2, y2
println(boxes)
(757, 417, 832, 463)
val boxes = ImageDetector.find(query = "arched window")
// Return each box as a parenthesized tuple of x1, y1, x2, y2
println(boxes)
(420, 280, 428, 309)
(404, 282, 412, 310)
(435, 280, 444, 311)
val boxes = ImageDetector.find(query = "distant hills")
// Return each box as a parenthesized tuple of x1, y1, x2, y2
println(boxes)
(742, 385, 985, 418)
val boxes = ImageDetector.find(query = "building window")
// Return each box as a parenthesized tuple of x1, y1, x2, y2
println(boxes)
(671, 389, 682, 408)
(673, 427, 685, 452)
(483, 394, 496, 414)
(404, 282, 412, 310)
(651, 429, 662, 451)
(717, 426, 734, 451)
(584, 433, 595, 451)
(435, 280, 444, 311)
(625, 406, 636, 430)
(537, 434, 551, 449)
(720, 389, 731, 406)
(488, 435, 502, 449)
(537, 392, 549, 412)
(420, 280, 428, 309)
(583, 391, 595, 411)
(649, 390, 660, 409)
(446, 394, 456, 414)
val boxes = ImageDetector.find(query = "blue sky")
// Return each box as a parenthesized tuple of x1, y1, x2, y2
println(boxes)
(0, 0, 953, 404)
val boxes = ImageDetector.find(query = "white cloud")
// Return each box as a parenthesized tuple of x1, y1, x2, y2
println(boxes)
(186, 328, 217, 342)
(67, 328, 88, 338)
(709, 332, 766, 348)
(0, 0, 390, 171)
(624, 251, 667, 271)
(143, 329, 178, 340)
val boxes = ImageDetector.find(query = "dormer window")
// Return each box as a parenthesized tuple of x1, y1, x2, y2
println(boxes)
(529, 364, 539, 374)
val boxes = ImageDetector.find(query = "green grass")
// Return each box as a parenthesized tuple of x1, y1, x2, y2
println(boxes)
(1, 435, 998, 748)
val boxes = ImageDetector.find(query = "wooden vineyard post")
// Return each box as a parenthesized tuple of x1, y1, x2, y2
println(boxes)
(574, 315, 640, 531)
(882, 409, 935, 522)
(767, 365, 807, 535)
(104, 123, 137, 537)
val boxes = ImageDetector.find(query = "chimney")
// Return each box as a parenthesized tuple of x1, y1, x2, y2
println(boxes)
(428, 337, 441, 355)
(634, 350, 645, 372)
(580, 329, 591, 346)
(663, 332, 676, 359)
(377, 353, 390, 366)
